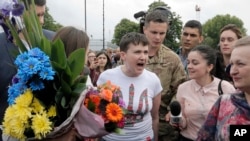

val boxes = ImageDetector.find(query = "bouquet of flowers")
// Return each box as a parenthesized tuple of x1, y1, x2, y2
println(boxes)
(83, 81, 126, 133)
(0, 0, 105, 140)
(72, 81, 127, 138)
(3, 48, 57, 139)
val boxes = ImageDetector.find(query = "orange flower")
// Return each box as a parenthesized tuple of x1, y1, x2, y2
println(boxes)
(89, 95, 101, 107)
(107, 81, 119, 92)
(106, 80, 112, 87)
(110, 84, 119, 92)
(106, 103, 123, 122)
(84, 98, 89, 107)
(98, 80, 119, 92)
(100, 89, 113, 102)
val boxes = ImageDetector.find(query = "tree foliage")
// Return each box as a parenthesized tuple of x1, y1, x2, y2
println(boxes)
(164, 12, 182, 51)
(202, 14, 247, 48)
(148, 1, 167, 11)
(43, 7, 63, 32)
(112, 18, 139, 45)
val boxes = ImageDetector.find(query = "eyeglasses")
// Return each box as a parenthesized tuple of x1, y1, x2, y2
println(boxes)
(88, 56, 96, 58)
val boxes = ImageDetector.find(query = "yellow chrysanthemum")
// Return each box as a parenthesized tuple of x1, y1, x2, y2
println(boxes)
(15, 89, 33, 107)
(2, 105, 29, 140)
(106, 103, 123, 122)
(47, 105, 57, 117)
(13, 104, 32, 123)
(3, 106, 16, 123)
(31, 98, 45, 114)
(3, 118, 26, 140)
(12, 119, 27, 139)
(31, 113, 53, 139)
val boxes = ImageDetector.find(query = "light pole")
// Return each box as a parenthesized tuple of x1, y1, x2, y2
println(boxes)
(195, 5, 201, 21)
(102, 0, 105, 50)
(85, 0, 87, 32)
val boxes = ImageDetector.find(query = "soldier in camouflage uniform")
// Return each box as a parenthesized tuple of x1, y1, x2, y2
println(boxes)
(143, 9, 187, 141)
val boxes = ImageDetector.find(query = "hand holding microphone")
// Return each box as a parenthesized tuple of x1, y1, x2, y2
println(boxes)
(169, 101, 182, 125)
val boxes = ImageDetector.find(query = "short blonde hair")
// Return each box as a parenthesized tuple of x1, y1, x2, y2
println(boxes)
(234, 36, 250, 48)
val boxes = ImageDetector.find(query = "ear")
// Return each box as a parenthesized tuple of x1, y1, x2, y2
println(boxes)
(207, 64, 214, 73)
(199, 35, 204, 44)
(119, 51, 126, 61)
(143, 26, 146, 34)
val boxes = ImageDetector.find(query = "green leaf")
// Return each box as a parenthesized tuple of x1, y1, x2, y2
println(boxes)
(55, 90, 63, 104)
(61, 96, 68, 108)
(72, 83, 86, 96)
(40, 37, 51, 56)
(22, 4, 43, 48)
(61, 79, 72, 94)
(50, 39, 67, 70)
(5, 20, 27, 52)
(68, 48, 85, 81)
(123, 109, 128, 115)
(61, 65, 72, 85)
(73, 75, 87, 86)
(115, 128, 122, 134)
(87, 101, 96, 112)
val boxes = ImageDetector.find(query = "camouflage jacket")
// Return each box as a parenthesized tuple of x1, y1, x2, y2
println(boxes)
(146, 45, 186, 120)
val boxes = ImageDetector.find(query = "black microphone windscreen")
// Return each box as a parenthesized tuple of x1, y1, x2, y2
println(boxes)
(134, 11, 146, 19)
(170, 101, 181, 116)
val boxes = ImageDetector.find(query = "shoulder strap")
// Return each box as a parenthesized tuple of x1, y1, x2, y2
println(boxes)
(218, 79, 223, 95)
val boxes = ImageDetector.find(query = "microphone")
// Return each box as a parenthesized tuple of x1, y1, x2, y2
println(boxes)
(169, 101, 182, 124)
(134, 11, 146, 19)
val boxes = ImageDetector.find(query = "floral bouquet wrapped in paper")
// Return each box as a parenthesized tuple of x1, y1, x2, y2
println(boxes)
(0, 0, 125, 140)
(74, 81, 126, 137)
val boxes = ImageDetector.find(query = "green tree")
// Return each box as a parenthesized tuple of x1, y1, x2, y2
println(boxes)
(43, 7, 63, 32)
(202, 14, 247, 48)
(164, 12, 182, 51)
(112, 18, 139, 45)
(148, 1, 167, 11)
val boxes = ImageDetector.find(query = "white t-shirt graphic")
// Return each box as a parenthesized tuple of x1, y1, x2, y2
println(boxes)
(97, 66, 162, 141)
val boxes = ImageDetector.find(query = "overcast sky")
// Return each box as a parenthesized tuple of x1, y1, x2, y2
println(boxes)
(46, 0, 249, 41)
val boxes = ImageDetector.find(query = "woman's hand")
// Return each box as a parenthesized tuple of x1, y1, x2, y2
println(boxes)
(89, 59, 98, 69)
(165, 112, 170, 122)
(165, 112, 184, 130)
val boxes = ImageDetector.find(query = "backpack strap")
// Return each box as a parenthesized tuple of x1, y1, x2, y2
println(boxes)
(218, 79, 223, 95)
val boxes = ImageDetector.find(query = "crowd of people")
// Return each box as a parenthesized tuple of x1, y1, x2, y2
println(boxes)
(1, 0, 250, 141)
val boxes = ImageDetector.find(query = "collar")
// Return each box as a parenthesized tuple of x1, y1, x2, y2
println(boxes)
(192, 77, 218, 93)
(147, 45, 170, 64)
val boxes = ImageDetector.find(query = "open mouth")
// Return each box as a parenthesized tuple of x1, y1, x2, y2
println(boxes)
(184, 43, 191, 47)
(137, 62, 145, 67)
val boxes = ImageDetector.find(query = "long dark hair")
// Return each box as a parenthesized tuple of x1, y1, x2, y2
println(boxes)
(96, 51, 112, 71)
(214, 51, 232, 81)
